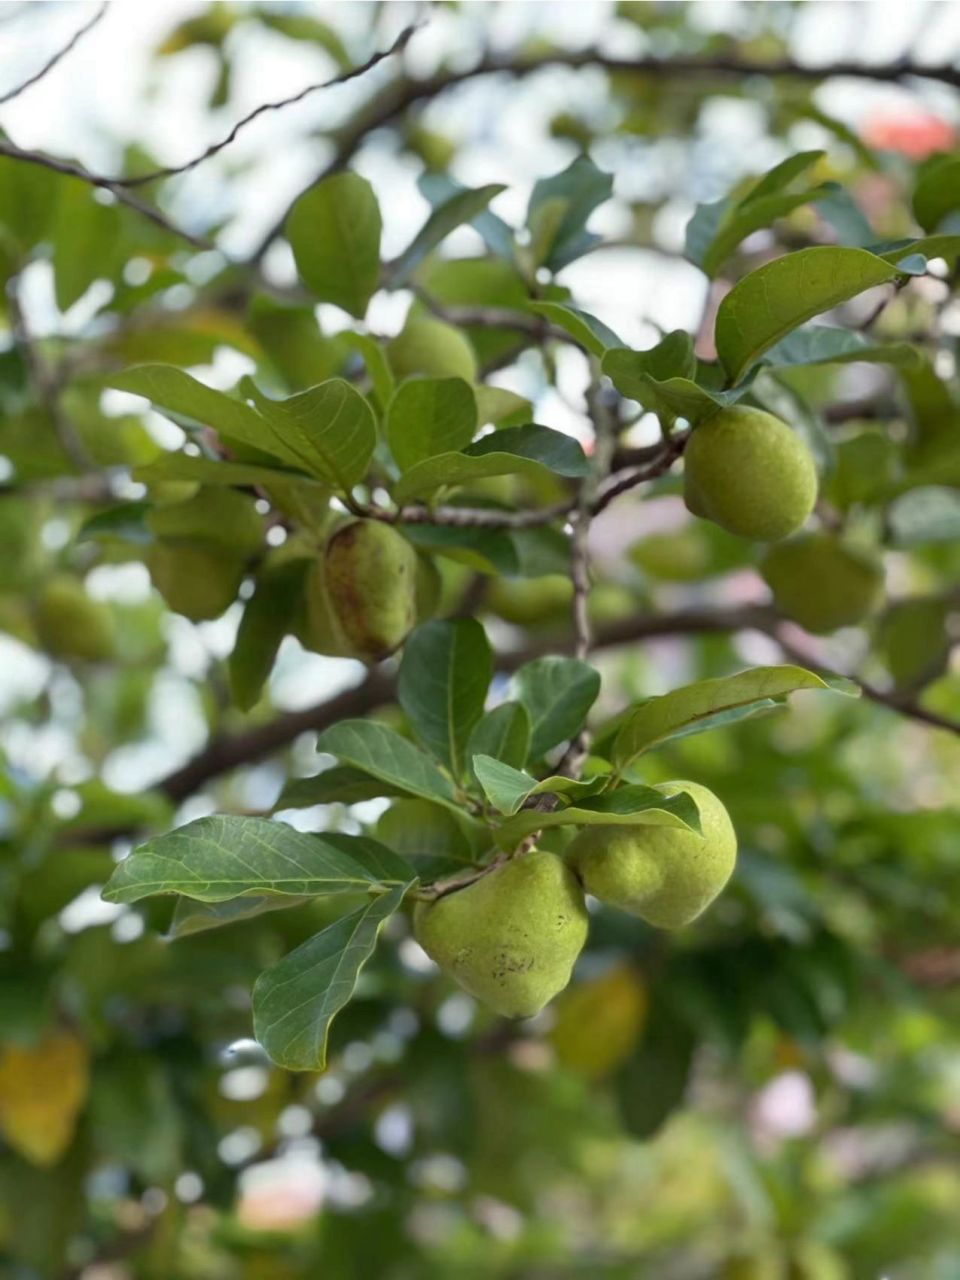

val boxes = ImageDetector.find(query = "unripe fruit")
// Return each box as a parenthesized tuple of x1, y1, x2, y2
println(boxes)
(414, 852, 589, 1018)
(33, 575, 116, 661)
(146, 544, 246, 622)
(146, 488, 263, 555)
(485, 575, 573, 627)
(567, 781, 736, 929)
(761, 533, 884, 634)
(683, 407, 817, 541)
(386, 316, 478, 383)
(323, 521, 418, 661)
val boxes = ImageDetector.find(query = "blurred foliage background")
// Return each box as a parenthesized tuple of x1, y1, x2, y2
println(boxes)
(0, 1, 959, 1277)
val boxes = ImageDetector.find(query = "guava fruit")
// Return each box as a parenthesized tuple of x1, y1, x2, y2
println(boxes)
(567, 780, 737, 929)
(683, 407, 817, 541)
(414, 851, 589, 1018)
(386, 316, 478, 382)
(146, 544, 246, 622)
(33, 575, 116, 661)
(761, 532, 883, 633)
(323, 521, 418, 660)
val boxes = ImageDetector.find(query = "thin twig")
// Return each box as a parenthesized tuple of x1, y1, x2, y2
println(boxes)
(0, 2, 107, 106)
(251, 48, 960, 264)
(0, 137, 213, 249)
(113, 22, 421, 188)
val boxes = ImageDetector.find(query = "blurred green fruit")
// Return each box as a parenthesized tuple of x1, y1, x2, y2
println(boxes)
(146, 487, 263, 555)
(146, 544, 245, 622)
(145, 480, 201, 507)
(33, 575, 116, 661)
(324, 521, 418, 661)
(386, 316, 478, 382)
(414, 852, 589, 1018)
(875, 597, 951, 690)
(684, 407, 817, 541)
(486, 574, 573, 627)
(567, 781, 737, 928)
(761, 533, 884, 633)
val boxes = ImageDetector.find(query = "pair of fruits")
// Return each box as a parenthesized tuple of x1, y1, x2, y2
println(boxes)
(415, 781, 736, 1018)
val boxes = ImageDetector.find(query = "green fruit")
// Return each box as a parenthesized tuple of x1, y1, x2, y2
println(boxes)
(486, 575, 573, 627)
(414, 554, 442, 622)
(386, 316, 478, 382)
(300, 558, 351, 657)
(34, 575, 116, 661)
(761, 533, 884, 634)
(146, 544, 246, 622)
(875, 597, 950, 690)
(146, 487, 263, 556)
(414, 852, 589, 1018)
(567, 781, 737, 929)
(145, 480, 201, 507)
(683, 407, 817, 541)
(324, 521, 418, 661)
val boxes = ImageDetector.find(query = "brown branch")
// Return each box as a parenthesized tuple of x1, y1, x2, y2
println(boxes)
(0, 2, 107, 106)
(251, 49, 960, 263)
(0, 138, 213, 249)
(113, 22, 421, 188)
(157, 604, 777, 805)
(769, 626, 960, 737)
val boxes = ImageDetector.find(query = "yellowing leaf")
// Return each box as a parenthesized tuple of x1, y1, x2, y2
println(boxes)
(0, 1031, 90, 1166)
(549, 965, 647, 1079)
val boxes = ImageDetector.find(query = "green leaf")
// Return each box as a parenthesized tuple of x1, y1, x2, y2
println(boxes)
(512, 657, 601, 759)
(107, 365, 272, 456)
(472, 756, 538, 815)
(134, 454, 316, 488)
(376, 799, 479, 875)
(253, 884, 410, 1071)
(391, 183, 507, 283)
(527, 157, 613, 270)
(813, 184, 876, 247)
(393, 424, 586, 504)
(762, 326, 922, 370)
(601, 350, 740, 424)
(315, 720, 460, 811)
(242, 378, 376, 492)
(397, 619, 491, 775)
(613, 666, 854, 771)
(385, 377, 477, 472)
(286, 172, 382, 317)
(53, 182, 121, 311)
(467, 701, 531, 775)
(715, 247, 901, 384)
(403, 524, 519, 575)
(527, 302, 623, 357)
(167, 894, 311, 939)
(229, 560, 307, 711)
(101, 816, 416, 905)
(913, 156, 960, 234)
(878, 234, 960, 266)
(276, 766, 407, 810)
(348, 332, 395, 412)
(888, 486, 960, 545)
(77, 502, 152, 545)
(418, 172, 516, 260)
(495, 785, 700, 846)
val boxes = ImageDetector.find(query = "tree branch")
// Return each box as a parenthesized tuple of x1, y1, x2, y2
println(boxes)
(251, 48, 960, 263)
(0, 1, 107, 106)
(157, 604, 777, 805)
(0, 137, 213, 249)
(113, 22, 420, 188)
